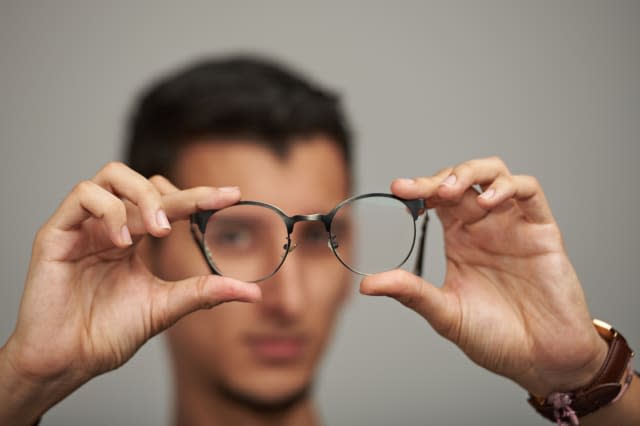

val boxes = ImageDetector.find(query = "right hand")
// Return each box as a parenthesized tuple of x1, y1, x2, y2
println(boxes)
(1, 162, 261, 419)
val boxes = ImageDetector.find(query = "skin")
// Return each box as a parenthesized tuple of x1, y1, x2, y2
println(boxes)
(0, 138, 637, 425)
(157, 140, 352, 426)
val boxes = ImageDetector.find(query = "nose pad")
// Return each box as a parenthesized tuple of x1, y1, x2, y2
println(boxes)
(283, 241, 298, 254)
(328, 234, 339, 250)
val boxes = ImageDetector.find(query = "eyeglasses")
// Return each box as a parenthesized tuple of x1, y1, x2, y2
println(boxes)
(190, 193, 429, 283)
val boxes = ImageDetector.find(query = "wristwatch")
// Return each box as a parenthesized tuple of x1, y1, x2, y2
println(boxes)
(528, 319, 635, 424)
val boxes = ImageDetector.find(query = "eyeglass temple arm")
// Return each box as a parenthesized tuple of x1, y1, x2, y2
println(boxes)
(190, 214, 221, 277)
(412, 210, 429, 277)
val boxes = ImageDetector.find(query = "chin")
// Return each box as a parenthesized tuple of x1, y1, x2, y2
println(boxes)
(218, 368, 314, 412)
(241, 364, 311, 398)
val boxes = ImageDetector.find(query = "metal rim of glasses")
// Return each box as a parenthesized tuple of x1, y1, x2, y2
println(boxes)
(326, 193, 419, 276)
(190, 193, 427, 283)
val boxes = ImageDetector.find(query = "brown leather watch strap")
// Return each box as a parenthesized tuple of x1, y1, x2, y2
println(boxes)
(528, 319, 635, 423)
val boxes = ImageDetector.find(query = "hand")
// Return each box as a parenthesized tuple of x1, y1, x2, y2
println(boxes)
(360, 157, 608, 396)
(0, 162, 261, 423)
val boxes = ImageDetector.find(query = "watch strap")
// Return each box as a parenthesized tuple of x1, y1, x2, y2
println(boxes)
(528, 319, 635, 424)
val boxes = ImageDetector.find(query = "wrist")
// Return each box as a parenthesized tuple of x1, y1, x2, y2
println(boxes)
(528, 319, 635, 424)
(0, 339, 84, 426)
(565, 329, 610, 391)
(524, 323, 610, 396)
(0, 343, 44, 425)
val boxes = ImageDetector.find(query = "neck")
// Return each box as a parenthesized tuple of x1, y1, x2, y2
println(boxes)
(172, 374, 320, 426)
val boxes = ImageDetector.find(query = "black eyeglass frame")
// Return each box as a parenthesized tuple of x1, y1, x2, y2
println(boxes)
(190, 193, 429, 283)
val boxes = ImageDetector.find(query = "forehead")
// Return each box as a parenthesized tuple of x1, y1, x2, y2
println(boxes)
(173, 137, 350, 214)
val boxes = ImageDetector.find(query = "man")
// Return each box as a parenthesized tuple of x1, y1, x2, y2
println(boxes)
(0, 56, 637, 425)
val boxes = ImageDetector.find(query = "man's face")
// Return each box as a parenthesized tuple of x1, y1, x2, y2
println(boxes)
(156, 137, 352, 404)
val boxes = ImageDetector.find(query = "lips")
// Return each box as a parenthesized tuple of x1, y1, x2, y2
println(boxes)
(245, 335, 308, 363)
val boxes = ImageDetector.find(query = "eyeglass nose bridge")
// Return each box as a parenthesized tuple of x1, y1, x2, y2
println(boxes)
(285, 213, 334, 233)
(283, 214, 338, 255)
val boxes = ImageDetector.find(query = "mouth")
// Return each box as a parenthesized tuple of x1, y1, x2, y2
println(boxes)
(245, 334, 308, 364)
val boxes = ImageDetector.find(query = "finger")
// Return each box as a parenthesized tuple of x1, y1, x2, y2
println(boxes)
(436, 156, 511, 201)
(147, 175, 241, 220)
(477, 174, 554, 223)
(123, 186, 241, 236)
(149, 175, 180, 195)
(91, 162, 169, 237)
(360, 269, 459, 340)
(391, 168, 452, 203)
(48, 180, 132, 247)
(152, 275, 262, 334)
(162, 186, 241, 222)
(435, 186, 489, 228)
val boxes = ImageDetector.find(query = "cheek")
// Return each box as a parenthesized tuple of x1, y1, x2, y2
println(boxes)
(168, 301, 255, 376)
(305, 267, 353, 329)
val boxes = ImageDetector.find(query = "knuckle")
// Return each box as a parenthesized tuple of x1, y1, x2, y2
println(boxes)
(33, 226, 49, 249)
(149, 175, 179, 196)
(33, 224, 60, 258)
(488, 156, 509, 173)
(73, 180, 94, 196)
(137, 181, 162, 204)
(523, 175, 540, 188)
(487, 155, 504, 165)
(149, 174, 168, 186)
(101, 161, 127, 175)
(195, 277, 226, 305)
(436, 166, 453, 176)
(520, 175, 542, 195)
(143, 181, 161, 196)
(194, 276, 210, 301)
(453, 162, 473, 177)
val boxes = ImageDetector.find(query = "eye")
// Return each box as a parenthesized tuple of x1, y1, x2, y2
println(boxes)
(210, 228, 253, 249)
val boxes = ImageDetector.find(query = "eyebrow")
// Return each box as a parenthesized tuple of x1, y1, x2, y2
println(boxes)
(210, 214, 277, 229)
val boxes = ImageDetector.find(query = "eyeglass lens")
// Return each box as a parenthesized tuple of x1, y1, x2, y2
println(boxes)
(204, 204, 289, 282)
(331, 196, 416, 275)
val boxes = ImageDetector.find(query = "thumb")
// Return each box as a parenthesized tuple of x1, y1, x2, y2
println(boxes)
(360, 269, 458, 339)
(151, 275, 262, 334)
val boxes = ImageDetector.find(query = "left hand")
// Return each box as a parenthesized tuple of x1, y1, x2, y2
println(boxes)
(360, 156, 608, 396)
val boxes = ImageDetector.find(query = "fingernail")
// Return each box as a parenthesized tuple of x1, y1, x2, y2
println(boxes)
(441, 174, 457, 186)
(121, 225, 133, 245)
(218, 186, 240, 193)
(396, 178, 415, 185)
(156, 209, 171, 230)
(479, 188, 495, 200)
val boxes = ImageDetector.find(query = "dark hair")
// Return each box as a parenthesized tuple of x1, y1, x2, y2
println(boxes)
(125, 55, 352, 179)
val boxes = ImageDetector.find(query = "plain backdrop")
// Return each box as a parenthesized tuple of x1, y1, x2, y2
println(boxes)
(1, 1, 639, 425)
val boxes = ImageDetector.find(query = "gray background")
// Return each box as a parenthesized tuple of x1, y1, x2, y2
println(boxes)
(1, 1, 638, 425)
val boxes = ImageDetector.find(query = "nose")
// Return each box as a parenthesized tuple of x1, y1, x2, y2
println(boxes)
(259, 249, 306, 322)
